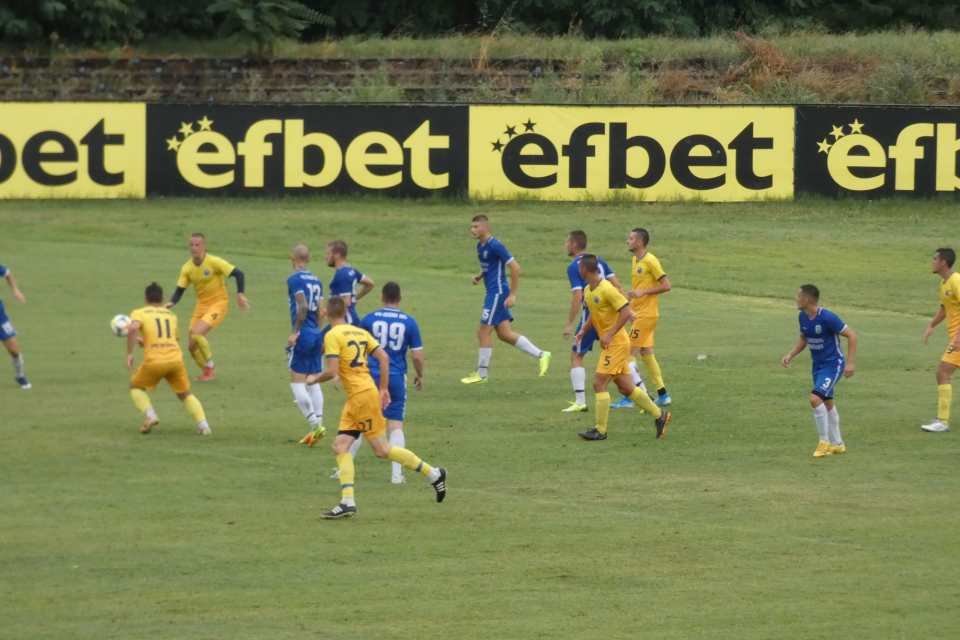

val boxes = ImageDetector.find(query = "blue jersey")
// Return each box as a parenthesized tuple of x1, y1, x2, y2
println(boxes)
(287, 270, 323, 332)
(477, 237, 514, 295)
(361, 308, 423, 377)
(330, 265, 365, 324)
(799, 308, 847, 366)
(0, 263, 7, 308)
(567, 254, 615, 318)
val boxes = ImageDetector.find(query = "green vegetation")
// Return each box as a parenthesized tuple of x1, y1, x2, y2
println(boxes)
(2, 198, 959, 639)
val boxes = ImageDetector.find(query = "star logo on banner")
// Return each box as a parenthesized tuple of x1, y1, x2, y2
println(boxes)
(817, 138, 832, 154)
(166, 136, 181, 151)
(849, 119, 864, 134)
(504, 125, 517, 138)
(830, 125, 845, 140)
(179, 122, 195, 137)
(491, 140, 504, 153)
(197, 116, 214, 131)
(523, 119, 536, 132)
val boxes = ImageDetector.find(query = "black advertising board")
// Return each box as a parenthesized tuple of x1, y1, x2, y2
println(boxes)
(796, 105, 960, 197)
(145, 104, 469, 197)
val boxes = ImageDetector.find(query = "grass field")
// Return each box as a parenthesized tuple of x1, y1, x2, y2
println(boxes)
(2, 197, 959, 640)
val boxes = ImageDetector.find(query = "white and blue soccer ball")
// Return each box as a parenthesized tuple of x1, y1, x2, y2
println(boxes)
(110, 314, 132, 337)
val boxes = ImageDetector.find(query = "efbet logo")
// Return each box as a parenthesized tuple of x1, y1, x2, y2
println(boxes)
(816, 118, 960, 191)
(469, 106, 794, 201)
(166, 116, 450, 190)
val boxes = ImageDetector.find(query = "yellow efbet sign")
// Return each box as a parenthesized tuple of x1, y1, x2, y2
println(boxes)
(469, 106, 794, 201)
(0, 103, 145, 199)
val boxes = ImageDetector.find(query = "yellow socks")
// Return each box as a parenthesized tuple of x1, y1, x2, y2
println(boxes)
(595, 391, 610, 434)
(193, 334, 213, 364)
(640, 355, 664, 391)
(336, 452, 355, 499)
(629, 386, 662, 419)
(938, 384, 952, 423)
(182, 394, 206, 423)
(388, 447, 433, 476)
(130, 388, 152, 413)
(190, 345, 206, 369)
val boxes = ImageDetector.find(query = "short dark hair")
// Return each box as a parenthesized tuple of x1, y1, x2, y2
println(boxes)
(382, 282, 401, 303)
(472, 214, 488, 223)
(580, 254, 599, 273)
(799, 284, 820, 301)
(327, 296, 346, 319)
(190, 232, 205, 241)
(328, 240, 348, 258)
(632, 228, 649, 245)
(936, 247, 956, 268)
(568, 230, 587, 250)
(145, 282, 163, 303)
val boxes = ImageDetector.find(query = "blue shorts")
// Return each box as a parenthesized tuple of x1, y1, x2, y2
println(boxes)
(812, 360, 844, 400)
(371, 369, 407, 421)
(0, 305, 15, 341)
(287, 329, 323, 375)
(572, 316, 598, 354)
(480, 290, 514, 326)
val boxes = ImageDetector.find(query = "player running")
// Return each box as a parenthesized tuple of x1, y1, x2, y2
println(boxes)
(307, 297, 445, 519)
(462, 215, 550, 384)
(921, 248, 960, 433)
(562, 230, 645, 412)
(325, 240, 374, 326)
(781, 285, 857, 457)
(574, 255, 670, 441)
(0, 262, 29, 389)
(612, 228, 672, 409)
(127, 282, 211, 435)
(166, 233, 250, 381)
(283, 245, 327, 446)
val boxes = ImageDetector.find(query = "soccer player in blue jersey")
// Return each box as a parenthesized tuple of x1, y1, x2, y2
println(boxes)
(781, 284, 857, 457)
(562, 230, 644, 412)
(282, 245, 327, 446)
(325, 240, 375, 326)
(0, 262, 29, 389)
(462, 215, 550, 384)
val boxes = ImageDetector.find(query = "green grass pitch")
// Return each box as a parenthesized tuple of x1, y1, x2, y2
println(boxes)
(1, 197, 958, 640)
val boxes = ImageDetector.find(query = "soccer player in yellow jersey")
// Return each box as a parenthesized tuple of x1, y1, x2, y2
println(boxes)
(127, 283, 210, 435)
(613, 228, 673, 409)
(307, 297, 446, 519)
(574, 255, 671, 441)
(166, 233, 250, 381)
(922, 248, 960, 432)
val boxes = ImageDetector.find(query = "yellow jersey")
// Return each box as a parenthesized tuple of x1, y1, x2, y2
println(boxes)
(177, 254, 235, 305)
(940, 272, 960, 339)
(323, 324, 381, 397)
(630, 251, 666, 318)
(584, 280, 631, 349)
(131, 305, 182, 365)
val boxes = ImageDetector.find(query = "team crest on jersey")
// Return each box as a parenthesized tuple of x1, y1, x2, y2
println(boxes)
(637, 268, 643, 274)
(204, 269, 210, 276)
(815, 325, 822, 334)
(594, 297, 600, 303)
(483, 251, 488, 258)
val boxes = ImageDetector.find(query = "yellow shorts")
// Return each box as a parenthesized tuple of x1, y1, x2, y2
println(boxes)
(339, 388, 387, 440)
(190, 300, 229, 331)
(629, 316, 658, 349)
(943, 343, 960, 367)
(131, 359, 191, 394)
(597, 341, 632, 376)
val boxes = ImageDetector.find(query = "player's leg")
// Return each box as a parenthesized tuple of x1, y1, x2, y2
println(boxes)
(613, 345, 648, 408)
(323, 433, 360, 518)
(635, 317, 669, 405)
(367, 432, 446, 502)
(191, 303, 225, 381)
(495, 319, 551, 377)
(810, 391, 831, 456)
(565, 349, 588, 412)
(385, 374, 408, 482)
(612, 361, 668, 438)
(823, 398, 845, 454)
(290, 332, 325, 444)
(924, 358, 958, 432)
(129, 365, 160, 433)
(578, 371, 613, 440)
(168, 361, 210, 434)
(187, 308, 208, 370)
(2, 332, 29, 389)
(462, 323, 495, 384)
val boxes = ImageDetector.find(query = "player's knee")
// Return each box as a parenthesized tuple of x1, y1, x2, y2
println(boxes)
(373, 446, 391, 459)
(177, 391, 192, 401)
(592, 381, 605, 392)
(809, 395, 822, 408)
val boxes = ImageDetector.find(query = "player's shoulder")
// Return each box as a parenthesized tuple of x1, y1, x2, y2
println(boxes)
(0, 263, 8, 276)
(819, 307, 845, 325)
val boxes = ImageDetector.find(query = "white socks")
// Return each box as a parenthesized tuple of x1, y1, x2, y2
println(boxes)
(628, 360, 648, 393)
(348, 437, 363, 458)
(478, 347, 492, 379)
(205, 359, 214, 367)
(145, 407, 157, 420)
(427, 467, 441, 482)
(389, 429, 405, 476)
(514, 335, 543, 359)
(307, 383, 323, 424)
(571, 367, 586, 406)
(813, 404, 829, 442)
(827, 406, 842, 445)
(11, 354, 24, 378)
(290, 383, 320, 427)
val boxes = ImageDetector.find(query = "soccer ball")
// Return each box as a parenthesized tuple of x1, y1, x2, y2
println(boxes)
(110, 314, 132, 337)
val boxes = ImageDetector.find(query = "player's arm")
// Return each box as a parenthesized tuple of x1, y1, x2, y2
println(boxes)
(2, 269, 25, 303)
(599, 303, 632, 348)
(504, 258, 520, 307)
(371, 346, 392, 409)
(781, 335, 808, 367)
(629, 275, 672, 299)
(228, 267, 250, 311)
(288, 291, 308, 347)
(840, 326, 857, 377)
(411, 348, 425, 391)
(125, 321, 142, 370)
(471, 269, 483, 285)
(924, 306, 946, 344)
(575, 315, 595, 342)
(607, 275, 626, 297)
(312, 356, 339, 384)
(565, 288, 583, 340)
(356, 274, 375, 301)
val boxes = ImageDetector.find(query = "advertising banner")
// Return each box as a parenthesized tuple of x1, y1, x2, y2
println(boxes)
(146, 104, 469, 197)
(795, 105, 960, 197)
(0, 103, 145, 199)
(468, 105, 795, 201)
